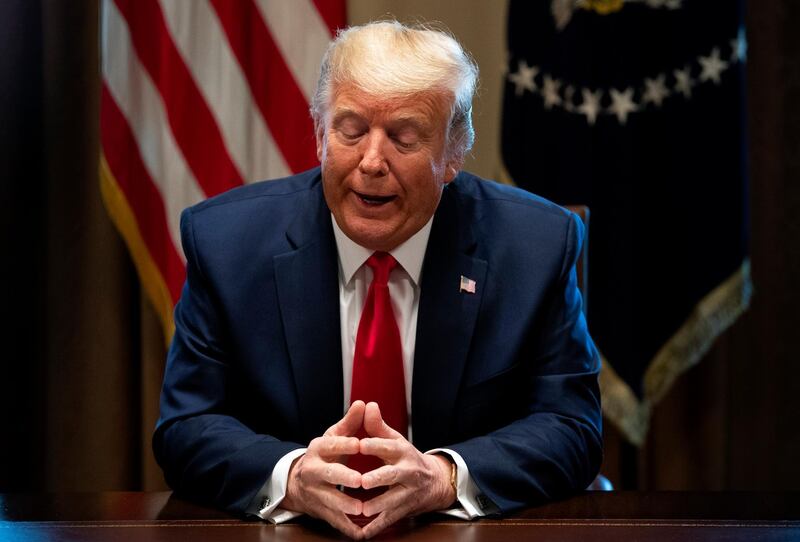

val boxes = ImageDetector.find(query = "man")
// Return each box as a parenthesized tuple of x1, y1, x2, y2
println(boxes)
(154, 20, 602, 540)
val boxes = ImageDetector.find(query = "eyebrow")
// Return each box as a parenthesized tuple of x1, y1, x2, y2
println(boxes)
(390, 116, 427, 131)
(330, 108, 363, 124)
(332, 105, 428, 123)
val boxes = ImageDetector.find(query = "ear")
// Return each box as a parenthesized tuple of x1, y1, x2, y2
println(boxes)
(443, 156, 462, 184)
(315, 123, 325, 163)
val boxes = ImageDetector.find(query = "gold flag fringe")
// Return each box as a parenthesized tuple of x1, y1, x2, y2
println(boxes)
(99, 154, 176, 348)
(602, 260, 753, 445)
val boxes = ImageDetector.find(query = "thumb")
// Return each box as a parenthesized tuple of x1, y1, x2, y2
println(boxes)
(325, 400, 366, 437)
(363, 401, 401, 439)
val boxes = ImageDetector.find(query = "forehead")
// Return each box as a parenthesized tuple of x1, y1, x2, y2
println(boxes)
(328, 85, 452, 127)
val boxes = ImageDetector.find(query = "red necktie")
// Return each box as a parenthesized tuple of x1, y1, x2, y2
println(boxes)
(349, 252, 408, 475)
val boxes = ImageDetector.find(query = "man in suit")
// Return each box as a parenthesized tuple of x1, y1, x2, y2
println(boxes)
(154, 20, 602, 540)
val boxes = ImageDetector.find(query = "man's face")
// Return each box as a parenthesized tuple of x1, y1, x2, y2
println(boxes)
(317, 85, 459, 252)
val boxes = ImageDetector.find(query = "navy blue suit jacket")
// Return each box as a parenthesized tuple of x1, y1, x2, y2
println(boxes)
(154, 167, 602, 516)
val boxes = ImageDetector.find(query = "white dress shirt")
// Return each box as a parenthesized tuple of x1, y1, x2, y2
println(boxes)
(255, 216, 486, 522)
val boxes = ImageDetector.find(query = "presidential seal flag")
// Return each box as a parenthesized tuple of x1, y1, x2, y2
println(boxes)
(502, 0, 751, 446)
(100, 0, 345, 343)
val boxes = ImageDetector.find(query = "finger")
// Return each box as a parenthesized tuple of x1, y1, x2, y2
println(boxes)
(359, 437, 404, 463)
(360, 463, 402, 490)
(286, 470, 364, 521)
(325, 512, 365, 540)
(310, 436, 361, 458)
(363, 402, 403, 439)
(361, 484, 406, 518)
(325, 400, 366, 437)
(361, 502, 410, 539)
(317, 461, 362, 489)
(317, 486, 364, 517)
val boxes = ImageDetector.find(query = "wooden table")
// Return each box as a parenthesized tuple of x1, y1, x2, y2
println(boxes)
(1, 491, 799, 541)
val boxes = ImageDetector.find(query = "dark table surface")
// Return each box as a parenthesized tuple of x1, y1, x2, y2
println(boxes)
(1, 491, 799, 541)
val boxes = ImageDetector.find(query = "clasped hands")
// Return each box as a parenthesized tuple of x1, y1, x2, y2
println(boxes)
(280, 400, 456, 539)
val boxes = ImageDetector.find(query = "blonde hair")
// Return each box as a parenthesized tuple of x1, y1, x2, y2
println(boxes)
(311, 20, 479, 162)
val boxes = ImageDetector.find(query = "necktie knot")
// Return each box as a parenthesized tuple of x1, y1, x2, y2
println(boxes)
(366, 252, 397, 286)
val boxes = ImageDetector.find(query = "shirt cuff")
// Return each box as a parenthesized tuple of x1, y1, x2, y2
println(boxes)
(246, 447, 307, 523)
(425, 448, 498, 519)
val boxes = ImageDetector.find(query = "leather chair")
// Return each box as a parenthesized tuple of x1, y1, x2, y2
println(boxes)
(564, 205, 590, 315)
(564, 205, 613, 492)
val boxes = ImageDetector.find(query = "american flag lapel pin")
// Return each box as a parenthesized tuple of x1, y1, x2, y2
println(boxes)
(459, 275, 477, 294)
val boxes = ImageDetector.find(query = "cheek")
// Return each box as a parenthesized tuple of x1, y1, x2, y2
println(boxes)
(405, 180, 444, 220)
(324, 143, 358, 175)
(321, 154, 356, 205)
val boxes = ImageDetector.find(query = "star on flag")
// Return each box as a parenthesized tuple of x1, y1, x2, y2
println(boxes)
(542, 75, 563, 110)
(698, 47, 729, 85)
(608, 87, 638, 125)
(643, 74, 670, 107)
(577, 88, 602, 125)
(508, 60, 539, 96)
(673, 66, 694, 98)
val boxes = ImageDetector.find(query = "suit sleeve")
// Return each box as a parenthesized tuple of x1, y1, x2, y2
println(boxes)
(152, 208, 304, 515)
(447, 212, 603, 513)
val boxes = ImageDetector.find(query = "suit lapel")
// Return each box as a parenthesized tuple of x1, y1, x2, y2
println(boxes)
(274, 182, 343, 441)
(412, 182, 487, 450)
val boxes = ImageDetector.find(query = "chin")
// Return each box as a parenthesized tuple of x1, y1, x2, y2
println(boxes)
(353, 234, 393, 252)
(351, 231, 397, 252)
(342, 219, 397, 250)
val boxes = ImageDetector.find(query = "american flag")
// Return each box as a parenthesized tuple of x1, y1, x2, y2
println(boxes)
(99, 0, 345, 342)
(460, 275, 477, 294)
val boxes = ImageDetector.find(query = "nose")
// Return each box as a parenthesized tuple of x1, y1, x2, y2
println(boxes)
(358, 130, 389, 177)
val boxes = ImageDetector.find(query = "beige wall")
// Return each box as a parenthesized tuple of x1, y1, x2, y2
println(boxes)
(347, 0, 509, 180)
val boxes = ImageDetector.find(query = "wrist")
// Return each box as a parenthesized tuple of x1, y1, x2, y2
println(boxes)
(431, 454, 457, 509)
(280, 454, 306, 513)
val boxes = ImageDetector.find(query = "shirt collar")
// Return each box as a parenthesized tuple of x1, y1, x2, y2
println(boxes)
(331, 215, 434, 288)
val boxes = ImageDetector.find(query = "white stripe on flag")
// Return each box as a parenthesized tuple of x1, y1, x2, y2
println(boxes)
(159, 0, 291, 184)
(102, 0, 204, 262)
(254, 0, 333, 102)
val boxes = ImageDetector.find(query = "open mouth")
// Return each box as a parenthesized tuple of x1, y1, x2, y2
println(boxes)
(355, 191, 396, 205)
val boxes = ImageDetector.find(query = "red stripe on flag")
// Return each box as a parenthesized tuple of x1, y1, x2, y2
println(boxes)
(113, 0, 243, 197)
(311, 0, 346, 36)
(101, 84, 186, 304)
(210, 0, 319, 174)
